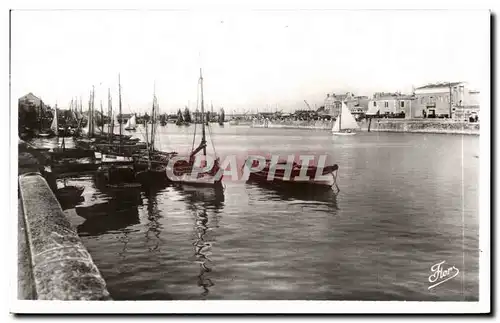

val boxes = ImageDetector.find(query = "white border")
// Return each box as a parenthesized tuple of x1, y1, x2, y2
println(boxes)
(5, 0, 493, 316)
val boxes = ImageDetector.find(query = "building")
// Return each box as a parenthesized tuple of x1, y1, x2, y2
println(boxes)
(18, 93, 49, 131)
(323, 92, 369, 118)
(412, 82, 479, 118)
(367, 92, 415, 118)
(19, 92, 44, 108)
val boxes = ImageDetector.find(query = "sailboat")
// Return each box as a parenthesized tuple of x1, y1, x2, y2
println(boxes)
(95, 74, 141, 190)
(124, 114, 137, 131)
(136, 86, 169, 187)
(50, 104, 58, 137)
(167, 69, 223, 190)
(219, 108, 225, 126)
(331, 101, 359, 136)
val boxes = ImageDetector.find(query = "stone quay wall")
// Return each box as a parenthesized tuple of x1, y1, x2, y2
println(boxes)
(251, 119, 333, 130)
(367, 119, 480, 135)
(17, 144, 111, 300)
(251, 118, 480, 135)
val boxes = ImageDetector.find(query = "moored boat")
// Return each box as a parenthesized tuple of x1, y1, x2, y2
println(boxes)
(166, 69, 223, 191)
(246, 158, 340, 192)
(332, 101, 360, 136)
(135, 86, 169, 188)
(124, 114, 137, 131)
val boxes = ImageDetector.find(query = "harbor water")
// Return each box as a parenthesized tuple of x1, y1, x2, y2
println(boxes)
(33, 125, 479, 301)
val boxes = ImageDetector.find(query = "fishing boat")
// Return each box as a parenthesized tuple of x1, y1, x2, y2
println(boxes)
(48, 104, 100, 175)
(94, 74, 141, 190)
(54, 179, 85, 210)
(246, 158, 340, 192)
(166, 69, 223, 190)
(124, 114, 137, 131)
(135, 86, 169, 187)
(331, 101, 360, 136)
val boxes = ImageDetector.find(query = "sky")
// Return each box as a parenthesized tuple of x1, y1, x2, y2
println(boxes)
(11, 9, 489, 114)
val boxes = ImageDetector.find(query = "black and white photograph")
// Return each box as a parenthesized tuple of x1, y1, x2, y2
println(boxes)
(9, 4, 491, 314)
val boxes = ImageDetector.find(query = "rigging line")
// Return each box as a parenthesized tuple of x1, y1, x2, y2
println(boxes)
(207, 123, 217, 158)
(191, 78, 201, 154)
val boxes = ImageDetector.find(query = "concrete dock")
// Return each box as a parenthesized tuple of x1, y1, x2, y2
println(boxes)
(17, 141, 111, 300)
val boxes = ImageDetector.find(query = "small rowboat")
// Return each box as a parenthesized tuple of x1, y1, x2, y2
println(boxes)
(246, 159, 340, 192)
(106, 182, 142, 189)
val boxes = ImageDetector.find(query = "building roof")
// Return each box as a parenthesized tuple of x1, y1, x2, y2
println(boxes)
(415, 82, 463, 90)
(19, 92, 40, 101)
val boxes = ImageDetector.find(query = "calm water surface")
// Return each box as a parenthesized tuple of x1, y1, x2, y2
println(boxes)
(38, 125, 479, 300)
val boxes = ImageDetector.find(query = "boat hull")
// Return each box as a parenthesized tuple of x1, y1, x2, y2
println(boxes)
(136, 167, 168, 188)
(244, 158, 339, 192)
(94, 163, 141, 191)
(248, 171, 335, 190)
(332, 131, 356, 136)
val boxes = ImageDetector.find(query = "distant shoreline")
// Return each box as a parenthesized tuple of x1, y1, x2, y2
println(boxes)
(250, 119, 480, 135)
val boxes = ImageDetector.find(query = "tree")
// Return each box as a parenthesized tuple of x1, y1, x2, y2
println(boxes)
(183, 107, 192, 123)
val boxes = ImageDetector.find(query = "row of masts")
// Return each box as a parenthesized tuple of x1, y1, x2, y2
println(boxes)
(66, 71, 209, 162)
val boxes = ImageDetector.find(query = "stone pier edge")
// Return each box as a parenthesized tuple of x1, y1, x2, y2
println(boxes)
(18, 172, 112, 300)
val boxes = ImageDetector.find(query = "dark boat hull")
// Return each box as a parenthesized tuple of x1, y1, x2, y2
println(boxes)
(248, 171, 334, 190)
(244, 159, 339, 191)
(136, 167, 168, 188)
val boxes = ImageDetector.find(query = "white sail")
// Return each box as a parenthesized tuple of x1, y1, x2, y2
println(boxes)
(331, 117, 340, 132)
(332, 102, 359, 132)
(125, 115, 136, 129)
(50, 106, 58, 135)
(83, 116, 90, 135)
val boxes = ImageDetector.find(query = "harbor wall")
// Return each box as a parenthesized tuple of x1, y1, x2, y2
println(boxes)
(251, 119, 333, 130)
(251, 119, 480, 135)
(18, 170, 111, 300)
(367, 119, 480, 135)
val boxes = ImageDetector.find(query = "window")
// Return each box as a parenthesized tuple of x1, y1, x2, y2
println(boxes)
(384, 101, 389, 108)
(373, 101, 377, 107)
(400, 101, 405, 108)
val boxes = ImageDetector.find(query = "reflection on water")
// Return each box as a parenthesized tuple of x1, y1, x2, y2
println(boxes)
(193, 208, 214, 297)
(246, 179, 339, 210)
(143, 188, 164, 253)
(59, 126, 479, 301)
(77, 202, 141, 237)
(172, 185, 225, 297)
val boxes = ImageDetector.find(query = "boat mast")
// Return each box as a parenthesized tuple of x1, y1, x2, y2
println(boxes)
(118, 74, 122, 154)
(200, 68, 207, 156)
(107, 88, 113, 140)
(150, 82, 156, 154)
(145, 119, 151, 169)
(339, 101, 342, 132)
(53, 102, 58, 137)
(87, 90, 92, 138)
(100, 100, 104, 134)
(91, 86, 95, 136)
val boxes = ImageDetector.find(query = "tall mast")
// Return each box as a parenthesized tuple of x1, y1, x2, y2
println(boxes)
(118, 74, 122, 153)
(100, 100, 104, 133)
(200, 68, 206, 156)
(87, 90, 92, 138)
(150, 82, 156, 153)
(339, 101, 343, 132)
(107, 88, 112, 136)
(39, 100, 43, 131)
(91, 86, 95, 136)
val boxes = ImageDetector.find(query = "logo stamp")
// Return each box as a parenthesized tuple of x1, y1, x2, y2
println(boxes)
(428, 261, 460, 290)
